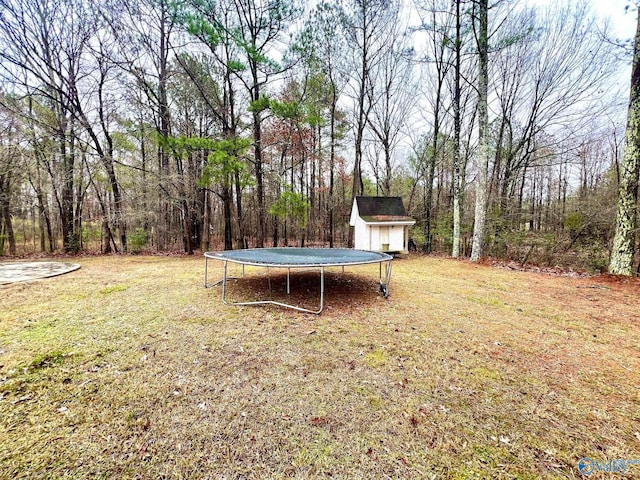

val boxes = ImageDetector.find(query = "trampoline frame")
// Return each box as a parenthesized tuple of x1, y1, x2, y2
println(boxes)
(204, 248, 393, 314)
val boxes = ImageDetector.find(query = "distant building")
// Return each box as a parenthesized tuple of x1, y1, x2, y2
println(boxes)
(349, 196, 416, 254)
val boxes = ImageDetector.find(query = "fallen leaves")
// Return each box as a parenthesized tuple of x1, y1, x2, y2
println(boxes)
(310, 416, 329, 427)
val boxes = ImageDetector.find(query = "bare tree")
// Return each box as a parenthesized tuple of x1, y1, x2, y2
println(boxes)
(0, 0, 93, 252)
(610, 5, 640, 275)
(366, 10, 417, 196)
(299, 0, 350, 247)
(105, 0, 177, 250)
(342, 0, 398, 203)
(74, 6, 129, 253)
(0, 96, 21, 255)
(490, 3, 619, 221)
(415, 0, 457, 253)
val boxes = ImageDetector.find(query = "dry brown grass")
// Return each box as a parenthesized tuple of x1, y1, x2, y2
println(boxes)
(1, 254, 639, 479)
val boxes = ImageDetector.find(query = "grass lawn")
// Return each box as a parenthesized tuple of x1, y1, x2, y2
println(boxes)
(1, 254, 639, 479)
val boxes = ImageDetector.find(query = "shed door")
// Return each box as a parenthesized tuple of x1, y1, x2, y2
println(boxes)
(380, 226, 390, 251)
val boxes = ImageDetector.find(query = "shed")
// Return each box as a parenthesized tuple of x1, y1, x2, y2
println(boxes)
(349, 196, 416, 253)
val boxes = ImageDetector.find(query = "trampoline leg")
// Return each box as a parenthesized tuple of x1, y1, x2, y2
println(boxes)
(379, 260, 392, 298)
(204, 256, 223, 288)
(221, 264, 325, 314)
(385, 261, 392, 297)
(222, 261, 229, 304)
(287, 268, 290, 295)
(319, 267, 325, 312)
(205, 258, 244, 288)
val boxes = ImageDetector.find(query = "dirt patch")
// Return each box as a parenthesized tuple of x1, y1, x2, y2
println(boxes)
(217, 269, 385, 314)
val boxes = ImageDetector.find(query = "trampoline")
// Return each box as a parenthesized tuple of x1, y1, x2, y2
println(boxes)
(204, 248, 393, 314)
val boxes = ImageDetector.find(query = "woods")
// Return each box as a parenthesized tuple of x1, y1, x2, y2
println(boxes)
(0, 0, 638, 274)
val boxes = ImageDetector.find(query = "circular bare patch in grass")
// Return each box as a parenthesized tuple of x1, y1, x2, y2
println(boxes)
(0, 261, 81, 285)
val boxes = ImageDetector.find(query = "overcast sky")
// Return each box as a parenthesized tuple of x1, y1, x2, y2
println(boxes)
(593, 0, 637, 37)
(595, 0, 636, 91)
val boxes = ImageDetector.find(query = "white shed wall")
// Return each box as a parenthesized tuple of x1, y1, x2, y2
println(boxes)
(354, 223, 410, 252)
(353, 218, 370, 250)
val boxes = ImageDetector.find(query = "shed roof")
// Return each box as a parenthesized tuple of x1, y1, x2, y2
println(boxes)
(354, 196, 415, 223)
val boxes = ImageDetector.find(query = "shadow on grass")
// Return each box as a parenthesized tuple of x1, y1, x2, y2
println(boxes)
(215, 269, 385, 313)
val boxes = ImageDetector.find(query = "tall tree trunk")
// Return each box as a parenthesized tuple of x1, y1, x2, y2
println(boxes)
(2, 202, 16, 256)
(272, 215, 279, 247)
(140, 117, 149, 233)
(452, 0, 462, 258)
(253, 98, 266, 248)
(0, 166, 16, 255)
(94, 64, 127, 253)
(86, 158, 117, 254)
(329, 84, 337, 248)
(383, 141, 392, 196)
(222, 185, 233, 250)
(156, 0, 171, 251)
(310, 129, 317, 243)
(352, 92, 366, 201)
(60, 135, 78, 253)
(99, 156, 126, 252)
(30, 141, 54, 252)
(235, 169, 245, 249)
(424, 146, 437, 253)
(348, 1, 371, 248)
(471, 0, 489, 262)
(609, 7, 640, 275)
(182, 201, 194, 254)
